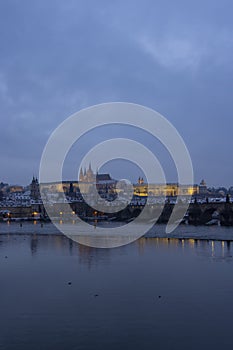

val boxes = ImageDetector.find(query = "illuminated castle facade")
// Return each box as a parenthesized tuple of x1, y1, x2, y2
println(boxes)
(39, 163, 202, 198)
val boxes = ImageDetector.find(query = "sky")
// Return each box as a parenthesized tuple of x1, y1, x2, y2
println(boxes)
(0, 0, 233, 187)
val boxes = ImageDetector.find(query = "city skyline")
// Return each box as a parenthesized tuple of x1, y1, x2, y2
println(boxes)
(1, 167, 233, 193)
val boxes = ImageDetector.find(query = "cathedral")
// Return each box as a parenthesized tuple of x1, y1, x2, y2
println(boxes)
(79, 163, 95, 183)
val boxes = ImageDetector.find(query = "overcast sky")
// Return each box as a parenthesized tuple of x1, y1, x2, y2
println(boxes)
(0, 0, 233, 187)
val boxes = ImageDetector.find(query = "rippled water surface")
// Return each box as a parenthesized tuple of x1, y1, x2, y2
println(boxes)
(1, 226, 233, 349)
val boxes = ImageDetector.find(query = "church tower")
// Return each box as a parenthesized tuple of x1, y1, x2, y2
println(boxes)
(30, 176, 40, 200)
(86, 163, 94, 182)
(199, 179, 207, 195)
(79, 167, 84, 182)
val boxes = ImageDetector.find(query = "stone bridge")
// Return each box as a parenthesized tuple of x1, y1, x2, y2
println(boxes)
(187, 202, 233, 226)
(118, 202, 233, 226)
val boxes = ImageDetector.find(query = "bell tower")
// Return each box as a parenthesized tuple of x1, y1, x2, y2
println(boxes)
(30, 176, 40, 200)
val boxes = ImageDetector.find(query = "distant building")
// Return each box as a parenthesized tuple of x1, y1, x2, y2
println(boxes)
(78, 164, 116, 194)
(39, 164, 116, 197)
(39, 165, 202, 199)
(0, 182, 8, 191)
(79, 163, 95, 183)
(199, 179, 208, 195)
(133, 182, 199, 197)
(8, 185, 23, 193)
(138, 177, 144, 185)
(30, 176, 40, 200)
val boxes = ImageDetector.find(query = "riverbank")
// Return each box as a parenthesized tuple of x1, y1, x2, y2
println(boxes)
(1, 221, 233, 241)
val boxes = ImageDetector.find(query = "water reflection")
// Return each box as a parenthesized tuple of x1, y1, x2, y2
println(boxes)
(139, 237, 233, 262)
(1, 233, 233, 350)
(0, 233, 232, 268)
(28, 235, 233, 265)
(30, 234, 38, 255)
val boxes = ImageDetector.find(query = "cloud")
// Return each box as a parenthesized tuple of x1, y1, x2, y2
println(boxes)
(0, 0, 233, 186)
(138, 36, 205, 71)
(0, 73, 13, 105)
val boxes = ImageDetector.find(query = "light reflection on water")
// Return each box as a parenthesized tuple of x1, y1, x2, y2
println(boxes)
(1, 233, 233, 261)
(0, 233, 233, 349)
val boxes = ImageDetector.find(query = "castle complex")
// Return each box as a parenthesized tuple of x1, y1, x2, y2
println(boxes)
(37, 163, 202, 197)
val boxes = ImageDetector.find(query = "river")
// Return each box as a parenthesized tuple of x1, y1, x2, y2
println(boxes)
(0, 224, 233, 349)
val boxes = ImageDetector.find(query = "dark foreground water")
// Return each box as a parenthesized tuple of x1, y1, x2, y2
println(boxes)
(1, 230, 233, 349)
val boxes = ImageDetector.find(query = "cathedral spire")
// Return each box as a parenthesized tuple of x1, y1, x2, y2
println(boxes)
(79, 167, 84, 182)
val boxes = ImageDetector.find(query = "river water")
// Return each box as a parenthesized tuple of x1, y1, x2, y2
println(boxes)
(1, 223, 233, 349)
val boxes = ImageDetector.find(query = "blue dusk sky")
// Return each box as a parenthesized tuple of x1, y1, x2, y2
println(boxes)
(0, 0, 232, 187)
